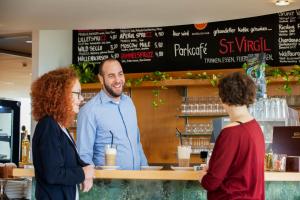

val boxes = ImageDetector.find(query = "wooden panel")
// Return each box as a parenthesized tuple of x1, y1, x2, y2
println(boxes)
(131, 87, 183, 164)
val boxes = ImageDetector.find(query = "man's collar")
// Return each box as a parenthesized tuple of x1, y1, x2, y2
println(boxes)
(99, 90, 125, 104)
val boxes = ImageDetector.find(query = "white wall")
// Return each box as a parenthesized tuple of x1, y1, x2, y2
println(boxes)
(19, 97, 31, 133)
(31, 30, 73, 131)
(32, 30, 73, 80)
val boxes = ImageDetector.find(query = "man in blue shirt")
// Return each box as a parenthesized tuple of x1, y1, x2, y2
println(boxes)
(76, 58, 148, 170)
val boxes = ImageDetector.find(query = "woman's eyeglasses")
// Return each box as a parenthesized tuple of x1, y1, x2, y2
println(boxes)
(72, 91, 82, 99)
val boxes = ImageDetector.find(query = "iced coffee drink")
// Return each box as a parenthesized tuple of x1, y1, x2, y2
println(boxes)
(105, 145, 117, 166)
(177, 145, 191, 167)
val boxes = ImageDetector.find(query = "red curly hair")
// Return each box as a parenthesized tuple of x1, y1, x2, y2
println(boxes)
(31, 67, 78, 127)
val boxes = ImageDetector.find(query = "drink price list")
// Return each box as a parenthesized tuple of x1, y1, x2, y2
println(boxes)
(73, 9, 299, 73)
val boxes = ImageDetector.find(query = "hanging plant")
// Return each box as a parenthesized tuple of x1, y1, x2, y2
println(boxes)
(126, 71, 170, 108)
(126, 71, 221, 108)
(265, 65, 300, 94)
(71, 62, 97, 84)
(185, 71, 221, 87)
(242, 62, 300, 94)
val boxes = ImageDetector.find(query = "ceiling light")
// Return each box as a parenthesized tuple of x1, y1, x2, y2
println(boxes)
(25, 40, 32, 43)
(275, 0, 290, 6)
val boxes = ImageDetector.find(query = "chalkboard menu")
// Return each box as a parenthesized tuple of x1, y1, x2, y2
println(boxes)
(73, 9, 299, 73)
(73, 29, 120, 62)
(276, 10, 300, 64)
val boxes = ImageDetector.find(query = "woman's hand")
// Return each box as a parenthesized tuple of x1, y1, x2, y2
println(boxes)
(81, 178, 93, 192)
(81, 165, 94, 192)
(83, 164, 94, 179)
(198, 169, 208, 183)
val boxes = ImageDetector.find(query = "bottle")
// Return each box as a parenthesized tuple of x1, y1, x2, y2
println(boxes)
(21, 129, 30, 164)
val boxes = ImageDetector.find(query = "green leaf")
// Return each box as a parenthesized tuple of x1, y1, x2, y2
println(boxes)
(210, 79, 217, 87)
(282, 75, 289, 81)
(152, 101, 158, 108)
(125, 79, 132, 87)
(242, 62, 248, 71)
(283, 84, 292, 94)
(70, 62, 97, 83)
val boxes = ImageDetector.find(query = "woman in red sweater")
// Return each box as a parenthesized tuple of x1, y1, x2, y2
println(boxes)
(199, 72, 265, 200)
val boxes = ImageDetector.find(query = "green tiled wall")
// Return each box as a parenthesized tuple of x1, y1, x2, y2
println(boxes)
(77, 180, 300, 200)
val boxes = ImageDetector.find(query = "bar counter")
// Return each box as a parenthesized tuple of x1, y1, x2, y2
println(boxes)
(13, 169, 300, 200)
(12, 168, 300, 181)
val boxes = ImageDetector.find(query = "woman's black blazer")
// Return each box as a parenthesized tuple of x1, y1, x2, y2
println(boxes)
(32, 116, 86, 200)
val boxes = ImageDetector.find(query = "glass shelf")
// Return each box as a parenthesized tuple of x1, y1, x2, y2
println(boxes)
(257, 119, 287, 122)
(176, 133, 211, 137)
(177, 113, 228, 117)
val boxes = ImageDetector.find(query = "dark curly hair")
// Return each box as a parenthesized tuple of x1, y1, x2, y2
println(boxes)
(31, 67, 78, 127)
(218, 72, 256, 107)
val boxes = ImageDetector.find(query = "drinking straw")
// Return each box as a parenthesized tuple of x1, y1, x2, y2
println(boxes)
(176, 128, 183, 145)
(109, 131, 114, 147)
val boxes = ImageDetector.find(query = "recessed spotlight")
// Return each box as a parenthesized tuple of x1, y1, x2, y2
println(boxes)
(275, 0, 290, 6)
(25, 40, 32, 43)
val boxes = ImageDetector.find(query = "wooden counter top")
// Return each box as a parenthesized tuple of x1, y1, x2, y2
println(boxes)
(13, 168, 300, 181)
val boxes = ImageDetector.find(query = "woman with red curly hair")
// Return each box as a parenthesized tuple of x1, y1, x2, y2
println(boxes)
(31, 67, 94, 200)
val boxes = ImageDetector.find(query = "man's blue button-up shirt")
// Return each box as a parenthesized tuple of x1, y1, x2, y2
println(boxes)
(76, 90, 148, 170)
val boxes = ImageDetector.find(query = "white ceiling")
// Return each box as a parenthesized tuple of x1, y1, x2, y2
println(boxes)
(0, 0, 299, 33)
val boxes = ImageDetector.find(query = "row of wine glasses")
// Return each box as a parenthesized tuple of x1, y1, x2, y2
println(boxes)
(185, 123, 212, 135)
(181, 97, 226, 115)
(182, 137, 213, 153)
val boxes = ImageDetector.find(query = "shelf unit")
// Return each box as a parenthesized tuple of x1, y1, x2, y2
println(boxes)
(176, 111, 224, 154)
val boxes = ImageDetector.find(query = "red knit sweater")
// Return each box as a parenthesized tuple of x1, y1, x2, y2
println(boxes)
(201, 119, 265, 200)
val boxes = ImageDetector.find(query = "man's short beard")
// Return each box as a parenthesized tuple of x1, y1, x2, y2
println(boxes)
(103, 81, 123, 98)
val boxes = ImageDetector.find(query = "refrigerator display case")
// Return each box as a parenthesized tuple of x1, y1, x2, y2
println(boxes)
(0, 99, 20, 165)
